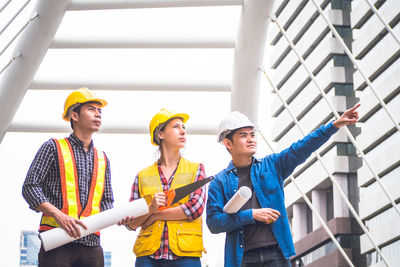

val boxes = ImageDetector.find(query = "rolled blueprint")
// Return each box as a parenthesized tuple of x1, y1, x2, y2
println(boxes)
(223, 186, 252, 214)
(40, 198, 149, 251)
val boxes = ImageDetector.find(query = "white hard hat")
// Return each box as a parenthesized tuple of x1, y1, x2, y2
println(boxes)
(217, 111, 255, 143)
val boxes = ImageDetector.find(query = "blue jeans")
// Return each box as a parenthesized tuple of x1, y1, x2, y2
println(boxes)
(135, 256, 201, 267)
(241, 245, 292, 267)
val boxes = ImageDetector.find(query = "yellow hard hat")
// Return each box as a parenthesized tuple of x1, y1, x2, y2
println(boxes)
(62, 87, 107, 121)
(149, 109, 189, 146)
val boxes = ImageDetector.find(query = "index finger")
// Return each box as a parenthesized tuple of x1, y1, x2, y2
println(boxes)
(75, 219, 88, 230)
(272, 209, 281, 216)
(155, 192, 166, 198)
(70, 222, 82, 238)
(349, 103, 361, 111)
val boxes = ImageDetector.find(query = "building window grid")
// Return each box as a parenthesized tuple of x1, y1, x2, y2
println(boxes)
(330, 0, 351, 11)
(366, 238, 400, 266)
(365, 203, 400, 234)
(20, 231, 40, 266)
(294, 235, 359, 266)
(360, 167, 400, 203)
(273, 1, 400, 267)
(363, 131, 400, 159)
(104, 251, 112, 267)
(334, 84, 355, 96)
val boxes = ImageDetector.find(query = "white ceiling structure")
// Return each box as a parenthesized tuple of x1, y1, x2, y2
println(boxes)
(2, 1, 400, 266)
(0, 0, 275, 143)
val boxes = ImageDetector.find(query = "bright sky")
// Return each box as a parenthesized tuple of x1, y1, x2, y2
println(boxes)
(0, 1, 276, 266)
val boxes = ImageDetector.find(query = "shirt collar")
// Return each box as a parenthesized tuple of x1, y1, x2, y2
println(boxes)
(68, 133, 94, 149)
(225, 157, 261, 173)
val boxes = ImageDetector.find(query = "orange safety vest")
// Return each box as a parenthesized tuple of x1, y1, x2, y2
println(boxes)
(133, 157, 205, 257)
(39, 138, 106, 236)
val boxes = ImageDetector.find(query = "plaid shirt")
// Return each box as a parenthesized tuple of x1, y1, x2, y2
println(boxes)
(22, 134, 114, 247)
(130, 161, 206, 260)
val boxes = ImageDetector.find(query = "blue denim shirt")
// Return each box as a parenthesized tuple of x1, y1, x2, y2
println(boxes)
(206, 122, 338, 267)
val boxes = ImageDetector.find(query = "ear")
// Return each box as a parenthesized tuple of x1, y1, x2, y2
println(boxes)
(158, 131, 164, 141)
(223, 138, 233, 150)
(71, 111, 79, 123)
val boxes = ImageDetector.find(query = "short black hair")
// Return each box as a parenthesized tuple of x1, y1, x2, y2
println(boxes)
(69, 104, 82, 130)
(224, 126, 255, 142)
(69, 101, 101, 129)
(225, 129, 236, 142)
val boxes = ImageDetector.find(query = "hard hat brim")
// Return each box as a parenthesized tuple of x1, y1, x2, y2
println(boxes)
(150, 112, 190, 146)
(169, 112, 189, 124)
(62, 98, 107, 121)
(217, 125, 255, 143)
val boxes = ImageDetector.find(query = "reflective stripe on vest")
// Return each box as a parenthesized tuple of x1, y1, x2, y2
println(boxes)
(39, 138, 106, 233)
(133, 158, 205, 257)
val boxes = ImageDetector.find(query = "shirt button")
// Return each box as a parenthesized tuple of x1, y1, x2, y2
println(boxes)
(240, 231, 243, 234)
(234, 189, 237, 192)
(240, 245, 243, 248)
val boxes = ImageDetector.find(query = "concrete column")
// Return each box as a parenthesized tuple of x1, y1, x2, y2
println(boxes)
(312, 189, 327, 231)
(231, 0, 275, 124)
(0, 0, 71, 142)
(292, 203, 307, 242)
(333, 173, 349, 217)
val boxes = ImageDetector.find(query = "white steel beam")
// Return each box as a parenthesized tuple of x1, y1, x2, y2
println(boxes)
(8, 121, 217, 135)
(29, 80, 231, 92)
(69, 0, 243, 11)
(0, 0, 12, 13)
(0, 0, 71, 143)
(231, 0, 275, 123)
(50, 36, 235, 49)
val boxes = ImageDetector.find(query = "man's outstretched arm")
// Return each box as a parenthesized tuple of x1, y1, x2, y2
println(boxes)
(274, 104, 360, 179)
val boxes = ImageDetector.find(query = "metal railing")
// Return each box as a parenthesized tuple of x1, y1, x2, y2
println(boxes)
(258, 128, 355, 267)
(260, 67, 390, 266)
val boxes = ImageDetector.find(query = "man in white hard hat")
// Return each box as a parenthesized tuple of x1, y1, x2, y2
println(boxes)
(206, 105, 360, 267)
(22, 88, 114, 267)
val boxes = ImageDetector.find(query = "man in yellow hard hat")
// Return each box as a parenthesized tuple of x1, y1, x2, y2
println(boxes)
(22, 87, 114, 267)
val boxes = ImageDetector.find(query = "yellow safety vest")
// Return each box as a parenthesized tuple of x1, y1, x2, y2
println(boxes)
(133, 157, 205, 257)
(39, 138, 106, 236)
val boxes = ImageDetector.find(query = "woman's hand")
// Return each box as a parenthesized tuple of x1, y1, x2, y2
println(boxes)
(149, 192, 166, 213)
(117, 216, 135, 226)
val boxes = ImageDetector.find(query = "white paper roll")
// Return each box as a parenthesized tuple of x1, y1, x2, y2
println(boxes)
(39, 198, 149, 251)
(223, 186, 252, 214)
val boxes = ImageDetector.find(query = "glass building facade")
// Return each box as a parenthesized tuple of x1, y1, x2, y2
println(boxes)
(353, 0, 400, 266)
(19, 230, 112, 267)
(104, 251, 112, 267)
(269, 0, 400, 266)
(20, 231, 40, 266)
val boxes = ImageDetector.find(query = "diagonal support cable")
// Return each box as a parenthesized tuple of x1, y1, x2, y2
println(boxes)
(260, 67, 390, 267)
(363, 0, 400, 48)
(0, 52, 21, 75)
(257, 131, 355, 267)
(0, 12, 39, 58)
(308, 0, 400, 134)
(270, 14, 400, 220)
(0, 0, 12, 13)
(0, 0, 32, 36)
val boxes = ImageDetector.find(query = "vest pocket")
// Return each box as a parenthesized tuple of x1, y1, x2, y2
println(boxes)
(133, 223, 163, 256)
(177, 230, 203, 252)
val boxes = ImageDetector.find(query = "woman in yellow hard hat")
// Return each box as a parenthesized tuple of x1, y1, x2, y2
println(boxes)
(121, 109, 206, 267)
